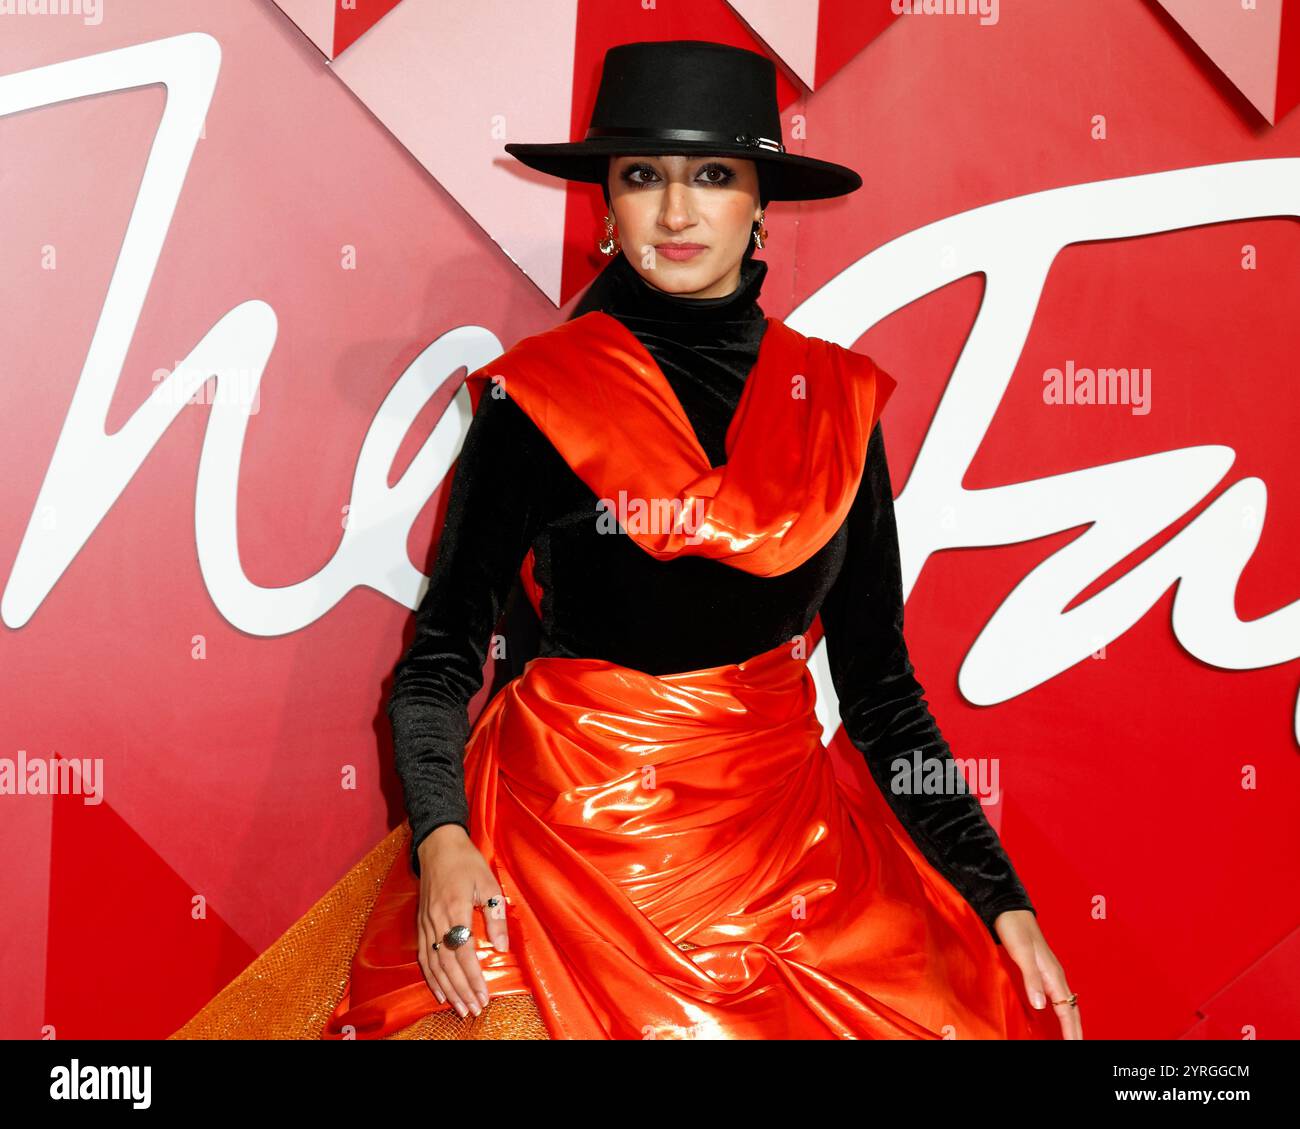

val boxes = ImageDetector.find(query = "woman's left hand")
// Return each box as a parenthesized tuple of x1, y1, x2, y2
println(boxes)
(994, 910, 1083, 1040)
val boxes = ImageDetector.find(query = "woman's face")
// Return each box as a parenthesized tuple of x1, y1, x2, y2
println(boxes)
(607, 154, 763, 299)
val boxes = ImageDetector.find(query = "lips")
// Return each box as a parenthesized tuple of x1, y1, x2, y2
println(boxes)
(656, 243, 707, 262)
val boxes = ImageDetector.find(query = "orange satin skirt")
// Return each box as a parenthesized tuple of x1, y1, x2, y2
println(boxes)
(322, 640, 1050, 1040)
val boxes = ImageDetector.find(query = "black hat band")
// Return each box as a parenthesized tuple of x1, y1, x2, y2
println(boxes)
(584, 126, 787, 154)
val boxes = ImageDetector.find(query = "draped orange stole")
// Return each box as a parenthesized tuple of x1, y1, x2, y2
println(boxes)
(321, 314, 1048, 1040)
(475, 310, 897, 582)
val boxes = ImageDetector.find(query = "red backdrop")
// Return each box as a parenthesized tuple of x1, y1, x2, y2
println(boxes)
(1, 0, 1297, 1040)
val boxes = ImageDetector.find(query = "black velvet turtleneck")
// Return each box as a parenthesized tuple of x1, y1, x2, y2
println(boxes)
(567, 248, 771, 467)
(387, 251, 1037, 943)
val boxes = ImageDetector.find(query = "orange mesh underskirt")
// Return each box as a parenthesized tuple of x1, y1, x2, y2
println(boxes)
(168, 823, 550, 1041)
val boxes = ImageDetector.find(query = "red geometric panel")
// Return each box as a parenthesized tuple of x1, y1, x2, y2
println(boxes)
(44, 777, 255, 1039)
(334, 0, 407, 59)
(728, 0, 898, 91)
(1278, 0, 1300, 122)
(1191, 924, 1300, 1040)
(271, 0, 408, 61)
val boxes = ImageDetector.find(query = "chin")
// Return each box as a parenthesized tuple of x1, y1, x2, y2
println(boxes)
(645, 256, 738, 297)
(637, 261, 702, 291)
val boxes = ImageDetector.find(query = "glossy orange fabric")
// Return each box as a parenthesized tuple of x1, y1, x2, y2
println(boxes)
(466, 311, 897, 579)
(325, 639, 1047, 1040)
(321, 315, 1047, 1039)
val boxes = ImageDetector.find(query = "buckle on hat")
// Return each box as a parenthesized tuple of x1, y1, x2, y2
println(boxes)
(735, 134, 785, 153)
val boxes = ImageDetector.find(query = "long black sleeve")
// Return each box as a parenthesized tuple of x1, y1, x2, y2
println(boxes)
(387, 387, 545, 876)
(819, 421, 1036, 944)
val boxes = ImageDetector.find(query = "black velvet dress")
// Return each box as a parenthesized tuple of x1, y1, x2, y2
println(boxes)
(386, 249, 1036, 944)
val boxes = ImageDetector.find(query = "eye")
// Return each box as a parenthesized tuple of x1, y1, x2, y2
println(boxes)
(619, 162, 660, 187)
(696, 162, 737, 186)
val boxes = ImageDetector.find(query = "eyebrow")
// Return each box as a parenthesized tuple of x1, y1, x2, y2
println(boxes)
(616, 156, 730, 167)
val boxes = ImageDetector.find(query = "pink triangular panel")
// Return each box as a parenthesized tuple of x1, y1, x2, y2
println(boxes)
(328, 0, 579, 306)
(727, 0, 821, 86)
(1156, 0, 1285, 122)
(270, 0, 337, 61)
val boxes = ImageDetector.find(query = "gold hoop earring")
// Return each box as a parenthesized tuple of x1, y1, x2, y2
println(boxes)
(753, 209, 768, 250)
(598, 213, 620, 256)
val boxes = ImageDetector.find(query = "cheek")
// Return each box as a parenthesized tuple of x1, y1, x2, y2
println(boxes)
(617, 196, 656, 232)
(712, 195, 758, 237)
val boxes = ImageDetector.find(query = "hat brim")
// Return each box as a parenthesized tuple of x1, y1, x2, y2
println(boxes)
(503, 137, 861, 201)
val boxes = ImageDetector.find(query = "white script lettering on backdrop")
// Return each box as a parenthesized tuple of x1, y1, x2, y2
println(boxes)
(1, 35, 1296, 745)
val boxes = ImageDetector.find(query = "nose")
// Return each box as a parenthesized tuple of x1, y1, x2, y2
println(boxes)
(658, 180, 695, 232)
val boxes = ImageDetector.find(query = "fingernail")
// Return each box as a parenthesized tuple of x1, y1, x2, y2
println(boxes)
(478, 990, 489, 1007)
(1032, 991, 1046, 1009)
(435, 990, 445, 1004)
(456, 1002, 467, 1017)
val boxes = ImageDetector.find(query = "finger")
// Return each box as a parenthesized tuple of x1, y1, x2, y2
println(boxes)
(456, 882, 509, 1010)
(478, 882, 510, 954)
(1064, 994, 1083, 1040)
(457, 888, 500, 1007)
(1055, 996, 1082, 1041)
(457, 939, 490, 1011)
(436, 905, 482, 1017)
(423, 916, 461, 1011)
(414, 917, 446, 1005)
(430, 909, 476, 1018)
(1016, 950, 1049, 1013)
(1040, 963, 1081, 1041)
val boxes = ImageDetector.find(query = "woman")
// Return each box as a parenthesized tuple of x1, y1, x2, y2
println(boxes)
(173, 39, 1079, 1041)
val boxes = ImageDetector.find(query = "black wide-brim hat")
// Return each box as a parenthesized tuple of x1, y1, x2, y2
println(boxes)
(504, 40, 862, 202)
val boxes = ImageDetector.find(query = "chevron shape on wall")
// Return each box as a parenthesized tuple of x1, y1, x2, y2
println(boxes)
(272, 0, 407, 61)
(1156, 0, 1300, 125)
(268, 0, 887, 307)
(725, 0, 898, 90)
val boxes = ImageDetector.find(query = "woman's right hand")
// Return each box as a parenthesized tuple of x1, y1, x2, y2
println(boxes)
(415, 824, 509, 1018)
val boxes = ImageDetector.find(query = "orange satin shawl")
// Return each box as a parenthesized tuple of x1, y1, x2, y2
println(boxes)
(465, 310, 896, 579)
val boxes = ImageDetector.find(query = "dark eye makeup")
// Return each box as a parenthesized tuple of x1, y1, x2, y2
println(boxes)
(617, 161, 738, 188)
